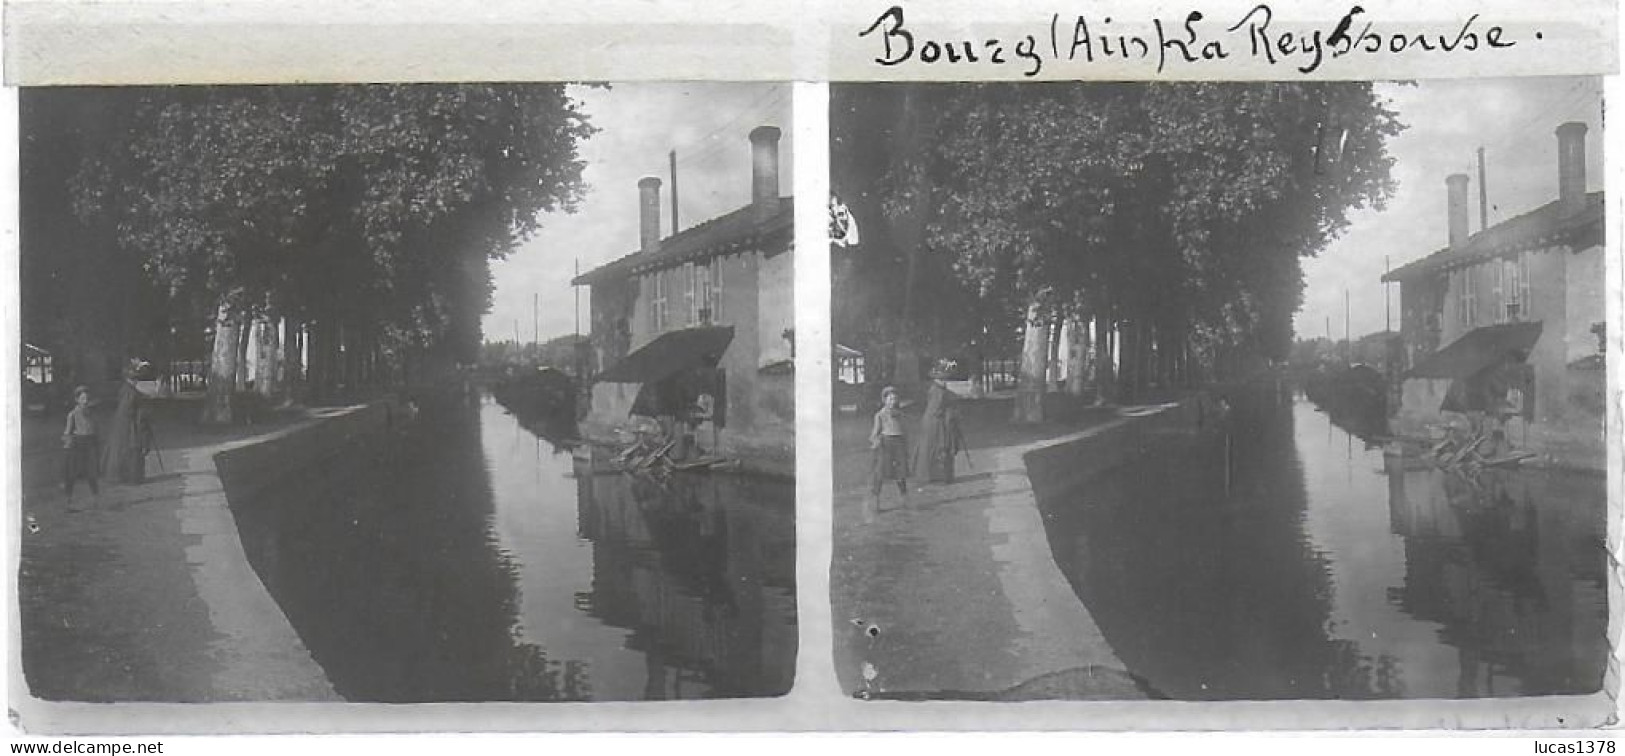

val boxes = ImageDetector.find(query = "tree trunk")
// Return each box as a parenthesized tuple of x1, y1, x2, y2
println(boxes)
(234, 318, 252, 392)
(285, 318, 305, 402)
(202, 303, 239, 425)
(1119, 320, 1140, 402)
(1066, 314, 1090, 396)
(308, 319, 331, 403)
(1014, 302, 1049, 423)
(1046, 312, 1064, 391)
(1153, 324, 1168, 389)
(305, 321, 320, 401)
(1093, 313, 1116, 405)
(256, 316, 280, 398)
(892, 88, 935, 390)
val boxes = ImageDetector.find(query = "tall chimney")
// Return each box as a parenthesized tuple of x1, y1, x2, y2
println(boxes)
(1557, 121, 1588, 216)
(1446, 173, 1470, 249)
(749, 125, 782, 219)
(638, 176, 662, 253)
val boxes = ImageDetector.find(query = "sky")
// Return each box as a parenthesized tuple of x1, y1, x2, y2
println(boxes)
(484, 82, 793, 344)
(1295, 77, 1604, 343)
(486, 79, 1601, 348)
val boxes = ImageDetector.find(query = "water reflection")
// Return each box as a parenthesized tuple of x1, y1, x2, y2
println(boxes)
(1034, 393, 1605, 700)
(225, 395, 795, 701)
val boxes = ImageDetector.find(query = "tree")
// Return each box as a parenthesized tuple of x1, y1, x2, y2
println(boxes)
(894, 82, 1402, 416)
(67, 84, 596, 422)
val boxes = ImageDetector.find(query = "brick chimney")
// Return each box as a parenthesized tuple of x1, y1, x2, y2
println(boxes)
(638, 176, 662, 253)
(1557, 121, 1588, 216)
(750, 125, 781, 220)
(1446, 173, 1469, 249)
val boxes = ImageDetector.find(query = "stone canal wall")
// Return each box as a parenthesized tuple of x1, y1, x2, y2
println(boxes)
(169, 404, 408, 702)
(188, 400, 405, 702)
(214, 400, 399, 498)
(1021, 398, 1204, 497)
(1391, 373, 1606, 472)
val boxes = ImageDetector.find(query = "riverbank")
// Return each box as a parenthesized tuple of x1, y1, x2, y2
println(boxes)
(575, 418, 795, 479)
(16, 397, 362, 709)
(830, 396, 1197, 700)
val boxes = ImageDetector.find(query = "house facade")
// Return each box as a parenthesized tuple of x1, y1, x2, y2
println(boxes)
(574, 126, 794, 466)
(1384, 122, 1605, 468)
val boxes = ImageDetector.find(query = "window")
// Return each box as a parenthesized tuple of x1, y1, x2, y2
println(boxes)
(1512, 251, 1531, 321)
(1492, 260, 1505, 323)
(685, 262, 697, 326)
(1521, 253, 1532, 316)
(1466, 267, 1479, 327)
(688, 261, 716, 325)
(691, 261, 714, 324)
(711, 257, 725, 322)
(1493, 252, 1533, 323)
(650, 270, 668, 332)
(1456, 266, 1479, 329)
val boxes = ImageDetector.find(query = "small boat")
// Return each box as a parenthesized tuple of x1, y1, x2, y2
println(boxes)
(492, 366, 578, 432)
(1305, 363, 1389, 439)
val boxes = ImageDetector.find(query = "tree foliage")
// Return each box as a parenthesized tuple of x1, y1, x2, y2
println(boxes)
(61, 84, 595, 413)
(76, 85, 592, 326)
(833, 82, 1403, 394)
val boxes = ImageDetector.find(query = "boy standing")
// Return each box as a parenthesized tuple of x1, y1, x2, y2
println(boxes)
(62, 386, 99, 499)
(870, 386, 908, 504)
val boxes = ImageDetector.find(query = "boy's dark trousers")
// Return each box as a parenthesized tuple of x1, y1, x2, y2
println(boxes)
(62, 435, 99, 495)
(870, 436, 908, 496)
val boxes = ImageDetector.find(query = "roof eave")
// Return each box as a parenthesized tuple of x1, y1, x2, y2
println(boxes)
(1381, 207, 1604, 283)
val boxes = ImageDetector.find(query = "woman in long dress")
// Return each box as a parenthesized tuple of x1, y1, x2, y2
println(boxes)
(102, 365, 146, 484)
(912, 361, 960, 485)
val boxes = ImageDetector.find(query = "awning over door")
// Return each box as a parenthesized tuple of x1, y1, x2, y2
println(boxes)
(596, 325, 734, 384)
(1408, 321, 1542, 380)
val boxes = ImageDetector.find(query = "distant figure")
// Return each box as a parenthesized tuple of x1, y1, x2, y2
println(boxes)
(1484, 349, 1534, 453)
(61, 386, 99, 498)
(912, 360, 961, 485)
(102, 364, 146, 485)
(870, 386, 908, 503)
(689, 392, 716, 455)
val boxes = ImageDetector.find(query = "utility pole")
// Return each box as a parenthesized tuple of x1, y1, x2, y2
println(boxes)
(1477, 146, 1489, 231)
(670, 150, 680, 234)
(1385, 255, 1391, 333)
(532, 292, 538, 349)
(574, 258, 585, 381)
(1344, 289, 1351, 366)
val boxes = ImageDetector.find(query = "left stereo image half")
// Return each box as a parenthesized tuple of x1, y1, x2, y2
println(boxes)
(16, 82, 797, 705)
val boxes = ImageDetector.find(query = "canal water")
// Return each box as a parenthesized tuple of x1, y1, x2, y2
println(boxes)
(225, 394, 797, 702)
(1035, 392, 1608, 700)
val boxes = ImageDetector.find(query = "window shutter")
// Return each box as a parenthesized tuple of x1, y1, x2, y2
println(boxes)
(1492, 261, 1505, 323)
(713, 257, 725, 322)
(686, 263, 697, 325)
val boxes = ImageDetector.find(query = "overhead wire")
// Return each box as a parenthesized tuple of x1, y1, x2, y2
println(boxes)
(671, 87, 790, 169)
(661, 86, 792, 233)
(1479, 80, 1595, 159)
(1455, 80, 1599, 225)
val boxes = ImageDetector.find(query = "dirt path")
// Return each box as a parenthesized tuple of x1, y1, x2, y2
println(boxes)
(830, 399, 1155, 700)
(18, 400, 339, 705)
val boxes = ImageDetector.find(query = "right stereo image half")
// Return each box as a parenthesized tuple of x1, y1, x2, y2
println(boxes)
(827, 79, 1608, 703)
